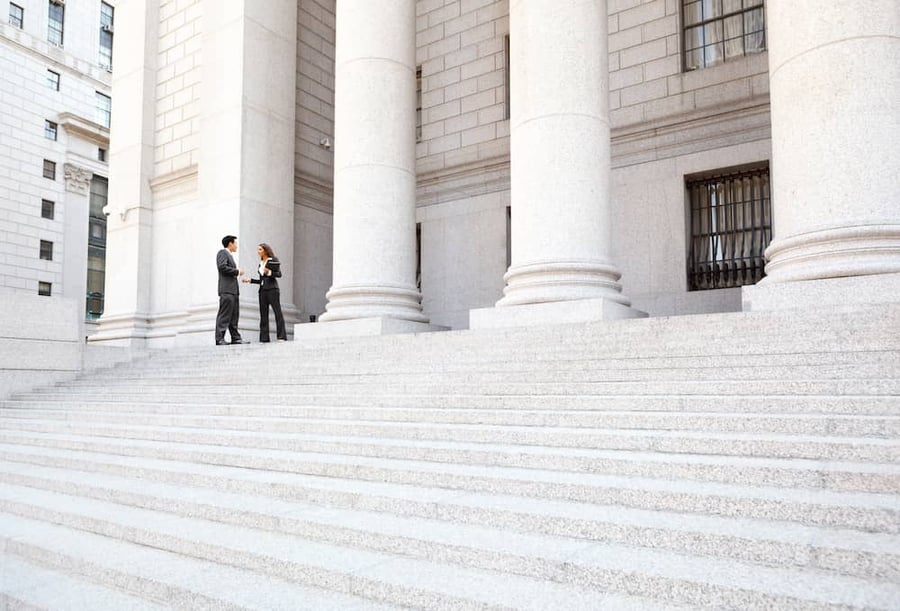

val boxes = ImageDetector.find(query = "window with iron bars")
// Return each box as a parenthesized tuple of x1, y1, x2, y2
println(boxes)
(683, 0, 766, 71)
(686, 164, 771, 291)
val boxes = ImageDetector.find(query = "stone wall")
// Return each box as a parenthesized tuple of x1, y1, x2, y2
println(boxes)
(0, 291, 82, 399)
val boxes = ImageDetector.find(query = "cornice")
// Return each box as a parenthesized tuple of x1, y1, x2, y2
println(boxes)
(57, 112, 109, 147)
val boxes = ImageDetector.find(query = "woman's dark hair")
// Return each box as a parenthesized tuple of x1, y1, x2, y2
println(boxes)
(259, 243, 276, 259)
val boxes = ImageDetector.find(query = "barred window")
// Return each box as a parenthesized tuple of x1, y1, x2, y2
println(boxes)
(48, 0, 64, 47)
(683, 0, 766, 71)
(415, 66, 422, 142)
(687, 164, 771, 291)
(42, 199, 55, 219)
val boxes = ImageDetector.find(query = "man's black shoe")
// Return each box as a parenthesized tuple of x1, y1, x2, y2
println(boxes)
(230, 339, 249, 345)
(216, 341, 226, 346)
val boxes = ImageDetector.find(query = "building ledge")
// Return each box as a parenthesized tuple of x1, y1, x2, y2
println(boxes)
(57, 113, 109, 147)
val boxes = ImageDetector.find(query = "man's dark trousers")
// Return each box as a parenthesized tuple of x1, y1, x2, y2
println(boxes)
(215, 293, 241, 343)
(215, 247, 242, 344)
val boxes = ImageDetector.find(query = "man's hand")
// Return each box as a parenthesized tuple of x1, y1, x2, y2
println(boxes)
(238, 269, 244, 276)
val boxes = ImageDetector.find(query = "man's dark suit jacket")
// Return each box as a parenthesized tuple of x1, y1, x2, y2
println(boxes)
(217, 248, 240, 295)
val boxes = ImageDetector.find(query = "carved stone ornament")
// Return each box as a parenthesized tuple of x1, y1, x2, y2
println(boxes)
(63, 163, 93, 195)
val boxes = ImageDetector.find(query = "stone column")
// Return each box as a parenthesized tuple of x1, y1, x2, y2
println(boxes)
(472, 0, 643, 329)
(751, 0, 900, 304)
(185, 0, 299, 343)
(311, 0, 434, 335)
(90, 0, 158, 345)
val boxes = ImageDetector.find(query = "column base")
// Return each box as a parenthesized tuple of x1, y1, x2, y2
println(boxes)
(469, 297, 647, 330)
(742, 272, 900, 311)
(293, 316, 448, 340)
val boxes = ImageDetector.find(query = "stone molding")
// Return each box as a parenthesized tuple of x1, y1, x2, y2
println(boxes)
(294, 172, 333, 213)
(416, 156, 510, 207)
(63, 163, 92, 195)
(57, 112, 110, 147)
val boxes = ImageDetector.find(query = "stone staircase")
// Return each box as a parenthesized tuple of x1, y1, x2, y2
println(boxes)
(1, 303, 898, 609)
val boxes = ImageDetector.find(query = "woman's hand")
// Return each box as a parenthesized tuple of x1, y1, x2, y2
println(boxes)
(241, 277, 250, 283)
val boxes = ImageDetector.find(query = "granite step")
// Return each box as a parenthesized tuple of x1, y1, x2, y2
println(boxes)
(1, 444, 897, 533)
(0, 427, 897, 494)
(3, 415, 898, 463)
(2, 403, 897, 435)
(2, 460, 899, 582)
(0, 553, 166, 611)
(0, 514, 404, 610)
(79, 336, 900, 373)
(2, 484, 899, 609)
(22, 378, 900, 399)
(55, 360, 900, 386)
(0, 493, 679, 610)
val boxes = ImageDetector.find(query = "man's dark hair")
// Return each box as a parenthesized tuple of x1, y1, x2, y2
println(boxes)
(221, 235, 237, 248)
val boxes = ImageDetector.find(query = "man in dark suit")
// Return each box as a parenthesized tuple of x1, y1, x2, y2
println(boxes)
(215, 235, 247, 345)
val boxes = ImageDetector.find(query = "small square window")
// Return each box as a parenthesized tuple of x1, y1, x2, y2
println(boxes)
(45, 120, 58, 140)
(47, 70, 60, 90)
(98, 148, 107, 162)
(9, 3, 23, 28)
(43, 159, 56, 179)
(40, 240, 53, 261)
(38, 281, 52, 296)
(41, 199, 55, 219)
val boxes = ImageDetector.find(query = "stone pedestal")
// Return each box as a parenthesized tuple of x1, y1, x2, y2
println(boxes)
(744, 273, 900, 312)
(761, 0, 900, 286)
(317, 0, 427, 331)
(470, 297, 647, 330)
(493, 0, 638, 311)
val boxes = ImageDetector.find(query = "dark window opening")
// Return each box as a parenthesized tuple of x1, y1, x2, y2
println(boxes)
(687, 163, 771, 290)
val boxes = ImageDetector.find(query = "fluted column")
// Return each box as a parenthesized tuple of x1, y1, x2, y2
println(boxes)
(763, 0, 900, 284)
(318, 0, 426, 324)
(498, 0, 631, 308)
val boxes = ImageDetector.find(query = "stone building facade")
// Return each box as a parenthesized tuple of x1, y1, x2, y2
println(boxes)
(0, 0, 114, 336)
(88, 0, 898, 346)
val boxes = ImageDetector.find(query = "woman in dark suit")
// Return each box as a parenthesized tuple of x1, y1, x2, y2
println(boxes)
(242, 243, 287, 342)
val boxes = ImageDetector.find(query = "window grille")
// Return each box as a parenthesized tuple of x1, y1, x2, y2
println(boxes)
(687, 164, 771, 290)
(683, 0, 766, 71)
(415, 66, 422, 142)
